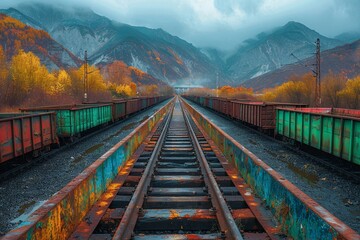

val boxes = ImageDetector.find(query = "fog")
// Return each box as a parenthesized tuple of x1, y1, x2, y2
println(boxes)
(1, 0, 359, 51)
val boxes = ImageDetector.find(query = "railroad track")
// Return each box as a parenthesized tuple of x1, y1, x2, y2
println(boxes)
(70, 99, 280, 239)
(0, 104, 163, 183)
(186, 100, 360, 184)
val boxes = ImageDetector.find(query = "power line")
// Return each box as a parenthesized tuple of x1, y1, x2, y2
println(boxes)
(290, 38, 321, 106)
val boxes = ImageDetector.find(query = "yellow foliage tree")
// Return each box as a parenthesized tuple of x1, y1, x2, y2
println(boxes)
(69, 64, 108, 101)
(261, 73, 314, 104)
(48, 70, 72, 95)
(337, 76, 360, 109)
(9, 50, 49, 105)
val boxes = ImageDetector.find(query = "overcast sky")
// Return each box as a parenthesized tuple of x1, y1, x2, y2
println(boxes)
(1, 0, 360, 51)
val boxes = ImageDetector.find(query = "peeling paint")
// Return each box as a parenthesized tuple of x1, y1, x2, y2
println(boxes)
(182, 98, 359, 240)
(2, 98, 174, 240)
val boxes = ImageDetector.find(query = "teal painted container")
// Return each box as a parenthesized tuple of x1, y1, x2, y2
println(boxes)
(22, 104, 112, 138)
(199, 96, 205, 106)
(276, 107, 360, 165)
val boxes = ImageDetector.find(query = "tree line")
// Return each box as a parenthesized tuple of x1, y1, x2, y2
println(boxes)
(0, 47, 173, 111)
(186, 72, 360, 109)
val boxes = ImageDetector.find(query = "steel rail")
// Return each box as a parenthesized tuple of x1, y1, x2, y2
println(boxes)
(112, 102, 175, 240)
(0, 99, 172, 183)
(180, 100, 244, 240)
(184, 98, 360, 183)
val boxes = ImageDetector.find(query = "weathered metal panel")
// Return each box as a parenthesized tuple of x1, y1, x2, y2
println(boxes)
(3, 98, 174, 240)
(126, 98, 141, 115)
(276, 107, 360, 165)
(112, 100, 126, 121)
(182, 98, 359, 240)
(0, 113, 58, 163)
(21, 104, 112, 137)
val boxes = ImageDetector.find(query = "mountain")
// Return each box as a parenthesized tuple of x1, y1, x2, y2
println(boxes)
(242, 39, 360, 91)
(5, 3, 219, 86)
(335, 32, 360, 44)
(226, 21, 343, 83)
(0, 13, 80, 69)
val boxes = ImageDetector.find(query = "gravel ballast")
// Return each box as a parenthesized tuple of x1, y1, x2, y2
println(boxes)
(185, 99, 360, 232)
(0, 99, 171, 235)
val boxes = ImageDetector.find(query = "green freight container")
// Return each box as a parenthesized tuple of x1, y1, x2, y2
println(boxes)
(22, 104, 112, 138)
(199, 96, 205, 106)
(276, 107, 360, 165)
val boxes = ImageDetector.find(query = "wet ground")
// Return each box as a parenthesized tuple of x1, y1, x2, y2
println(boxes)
(185, 99, 360, 232)
(0, 99, 171, 235)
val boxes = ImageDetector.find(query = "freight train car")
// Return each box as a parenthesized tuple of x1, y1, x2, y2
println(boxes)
(184, 95, 306, 133)
(0, 112, 58, 163)
(276, 107, 360, 165)
(1, 96, 171, 165)
(86, 100, 127, 122)
(21, 104, 113, 139)
(126, 98, 142, 116)
(231, 101, 307, 132)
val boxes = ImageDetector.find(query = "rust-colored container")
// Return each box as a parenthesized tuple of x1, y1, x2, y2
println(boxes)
(0, 112, 58, 163)
(231, 101, 307, 130)
(126, 98, 141, 115)
(110, 100, 127, 121)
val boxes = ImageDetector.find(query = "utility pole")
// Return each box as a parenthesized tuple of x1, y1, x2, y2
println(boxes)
(315, 38, 321, 106)
(83, 50, 88, 103)
(290, 38, 321, 106)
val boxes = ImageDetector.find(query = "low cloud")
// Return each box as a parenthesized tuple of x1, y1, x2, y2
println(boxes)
(0, 0, 359, 51)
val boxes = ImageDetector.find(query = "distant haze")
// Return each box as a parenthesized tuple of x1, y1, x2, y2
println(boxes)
(0, 0, 359, 51)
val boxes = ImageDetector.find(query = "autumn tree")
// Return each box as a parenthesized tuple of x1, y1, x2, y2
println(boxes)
(0, 45, 9, 105)
(102, 61, 132, 85)
(48, 69, 72, 95)
(321, 71, 346, 107)
(68, 64, 110, 101)
(261, 73, 314, 104)
(138, 84, 158, 96)
(337, 76, 360, 109)
(8, 50, 49, 105)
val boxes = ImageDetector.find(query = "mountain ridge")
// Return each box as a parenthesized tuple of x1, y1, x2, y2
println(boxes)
(226, 21, 343, 83)
(0, 13, 81, 69)
(242, 39, 360, 91)
(1, 3, 356, 88)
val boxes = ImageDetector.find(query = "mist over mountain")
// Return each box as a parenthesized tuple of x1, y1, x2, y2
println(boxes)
(2, 3, 219, 86)
(1, 2, 357, 89)
(226, 21, 343, 83)
(335, 32, 360, 44)
(242, 39, 360, 91)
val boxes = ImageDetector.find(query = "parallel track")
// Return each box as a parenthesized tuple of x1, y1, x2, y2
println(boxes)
(70, 99, 280, 239)
(0, 104, 164, 183)
(186, 99, 360, 183)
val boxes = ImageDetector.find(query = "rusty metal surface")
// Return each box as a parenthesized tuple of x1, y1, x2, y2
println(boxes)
(182, 105, 243, 239)
(2, 98, 174, 240)
(112, 103, 174, 240)
(0, 112, 58, 164)
(181, 97, 360, 240)
(132, 233, 222, 239)
(69, 108, 166, 239)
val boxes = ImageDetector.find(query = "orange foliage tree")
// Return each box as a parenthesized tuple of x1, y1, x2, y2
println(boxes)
(321, 71, 347, 107)
(0, 45, 9, 104)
